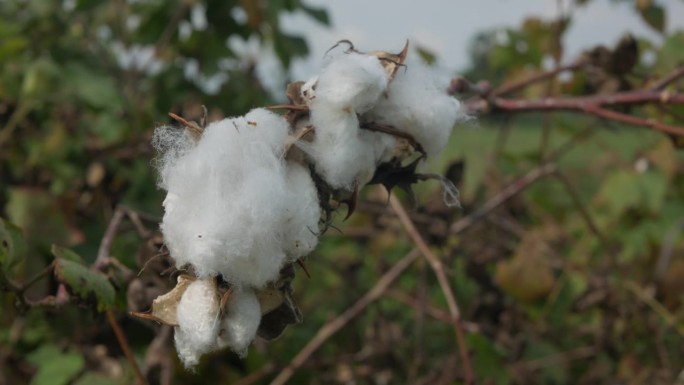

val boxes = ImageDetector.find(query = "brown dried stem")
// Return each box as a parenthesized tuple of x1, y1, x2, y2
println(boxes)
(269, 249, 421, 385)
(450, 163, 558, 234)
(492, 61, 583, 97)
(106, 309, 146, 385)
(388, 193, 474, 385)
(463, 66, 684, 138)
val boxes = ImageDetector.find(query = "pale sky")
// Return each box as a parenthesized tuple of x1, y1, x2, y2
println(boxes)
(281, 0, 684, 79)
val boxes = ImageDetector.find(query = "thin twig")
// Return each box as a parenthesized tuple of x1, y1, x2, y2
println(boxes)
(95, 205, 127, 269)
(583, 105, 684, 137)
(450, 163, 558, 234)
(553, 171, 607, 245)
(492, 61, 582, 97)
(651, 66, 684, 91)
(388, 193, 474, 385)
(107, 309, 146, 385)
(269, 249, 421, 385)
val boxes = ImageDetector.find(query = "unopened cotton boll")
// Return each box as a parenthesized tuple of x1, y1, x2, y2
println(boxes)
(157, 108, 297, 287)
(362, 60, 465, 156)
(216, 288, 261, 356)
(315, 53, 388, 113)
(174, 278, 220, 368)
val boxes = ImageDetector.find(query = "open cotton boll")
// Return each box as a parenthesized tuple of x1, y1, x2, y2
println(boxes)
(159, 108, 295, 287)
(299, 103, 376, 189)
(174, 278, 220, 368)
(216, 288, 261, 356)
(315, 53, 388, 113)
(282, 162, 320, 259)
(362, 60, 465, 156)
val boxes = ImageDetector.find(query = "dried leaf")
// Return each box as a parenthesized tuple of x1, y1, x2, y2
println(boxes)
(131, 275, 194, 326)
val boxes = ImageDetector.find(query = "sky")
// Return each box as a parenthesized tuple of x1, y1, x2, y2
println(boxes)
(280, 0, 684, 79)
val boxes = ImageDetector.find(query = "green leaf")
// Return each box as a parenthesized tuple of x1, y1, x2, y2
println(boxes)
(637, 3, 665, 33)
(0, 217, 26, 270)
(53, 250, 115, 312)
(27, 345, 85, 385)
(63, 63, 122, 110)
(300, 4, 329, 25)
(50, 244, 84, 263)
(468, 334, 510, 385)
(595, 170, 641, 216)
(415, 44, 437, 65)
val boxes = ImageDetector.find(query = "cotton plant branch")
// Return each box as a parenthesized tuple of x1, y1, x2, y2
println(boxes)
(459, 66, 684, 138)
(388, 192, 474, 385)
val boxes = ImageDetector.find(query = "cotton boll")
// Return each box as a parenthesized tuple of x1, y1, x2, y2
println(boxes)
(282, 162, 320, 259)
(174, 278, 220, 368)
(300, 104, 376, 189)
(359, 129, 398, 166)
(315, 53, 388, 113)
(216, 288, 261, 356)
(159, 108, 296, 287)
(362, 60, 465, 156)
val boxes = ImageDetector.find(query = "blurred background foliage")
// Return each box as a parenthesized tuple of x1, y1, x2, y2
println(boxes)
(1, 0, 683, 384)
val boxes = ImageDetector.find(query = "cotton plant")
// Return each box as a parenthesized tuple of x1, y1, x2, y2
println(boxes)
(136, 40, 467, 368)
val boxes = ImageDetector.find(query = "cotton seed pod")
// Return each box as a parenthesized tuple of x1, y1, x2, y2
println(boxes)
(368, 39, 410, 82)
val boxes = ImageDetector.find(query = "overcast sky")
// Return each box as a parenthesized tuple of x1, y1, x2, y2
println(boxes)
(280, 0, 684, 79)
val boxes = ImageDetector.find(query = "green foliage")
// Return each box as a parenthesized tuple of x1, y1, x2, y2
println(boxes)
(27, 345, 85, 385)
(0, 217, 26, 270)
(52, 246, 115, 312)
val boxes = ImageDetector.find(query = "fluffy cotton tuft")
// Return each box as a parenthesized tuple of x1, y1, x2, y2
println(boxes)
(315, 53, 388, 112)
(362, 60, 465, 155)
(282, 162, 320, 259)
(157, 108, 297, 287)
(295, 53, 391, 189)
(174, 278, 220, 368)
(216, 288, 261, 356)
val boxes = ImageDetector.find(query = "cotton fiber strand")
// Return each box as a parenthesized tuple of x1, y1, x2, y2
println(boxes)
(174, 278, 220, 368)
(362, 60, 465, 156)
(216, 288, 261, 356)
(157, 108, 297, 287)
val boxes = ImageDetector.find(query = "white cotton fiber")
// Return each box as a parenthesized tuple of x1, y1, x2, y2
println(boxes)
(216, 288, 261, 356)
(174, 278, 220, 368)
(282, 162, 320, 259)
(157, 108, 296, 287)
(299, 104, 377, 189)
(315, 53, 388, 113)
(362, 60, 465, 156)
(152, 127, 196, 190)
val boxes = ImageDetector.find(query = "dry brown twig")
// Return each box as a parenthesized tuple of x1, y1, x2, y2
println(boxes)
(388, 192, 474, 385)
(460, 66, 684, 138)
(269, 249, 421, 385)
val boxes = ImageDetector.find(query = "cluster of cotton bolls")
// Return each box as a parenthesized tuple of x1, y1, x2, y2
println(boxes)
(148, 41, 466, 369)
(297, 44, 464, 190)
